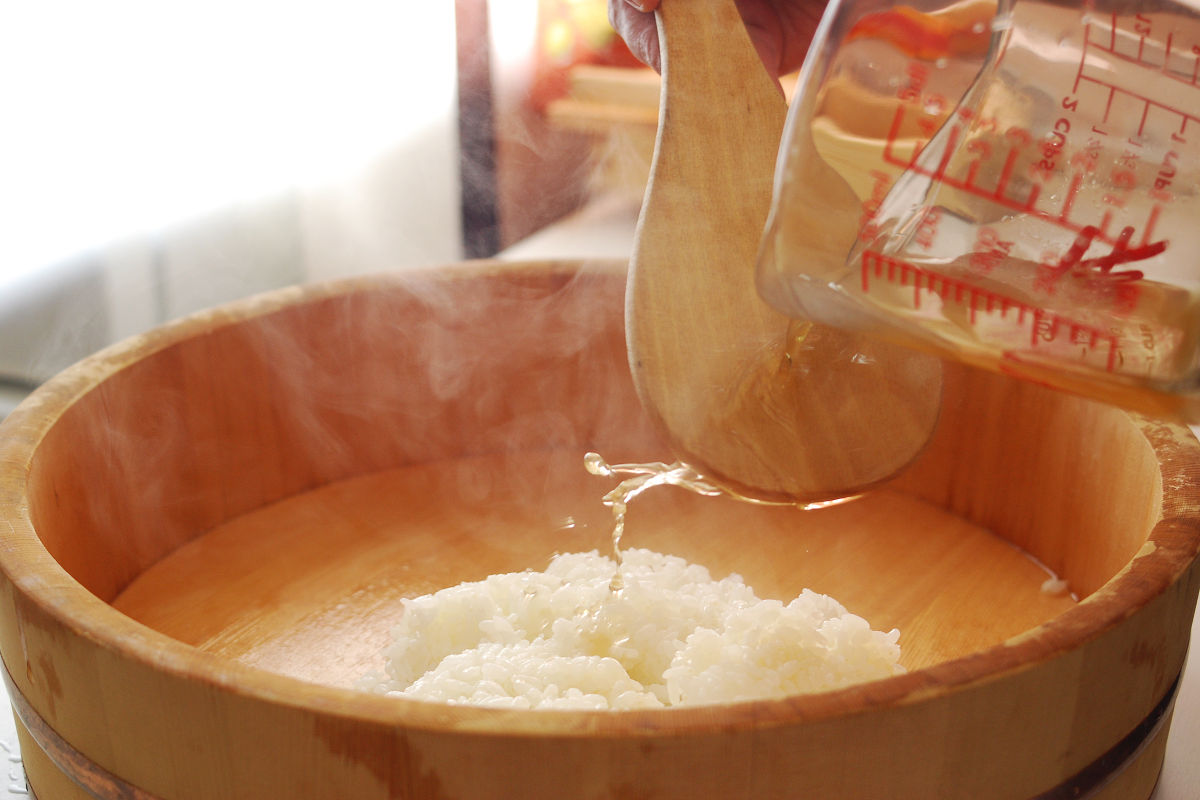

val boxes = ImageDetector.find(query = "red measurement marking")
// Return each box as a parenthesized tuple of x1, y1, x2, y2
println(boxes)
(882, 107, 1121, 244)
(1025, 182, 1041, 209)
(1083, 34, 1200, 109)
(994, 146, 1019, 199)
(1142, 204, 1162, 244)
(1078, 226, 1163, 274)
(861, 251, 1123, 371)
(964, 157, 982, 187)
(1075, 16, 1200, 140)
(1035, 225, 1160, 310)
(1059, 173, 1082, 222)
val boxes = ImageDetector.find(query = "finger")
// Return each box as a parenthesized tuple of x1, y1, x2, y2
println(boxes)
(735, 0, 827, 79)
(609, 0, 662, 73)
(770, 0, 826, 76)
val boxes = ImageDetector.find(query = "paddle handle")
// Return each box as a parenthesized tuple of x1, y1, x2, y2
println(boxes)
(626, 0, 791, 475)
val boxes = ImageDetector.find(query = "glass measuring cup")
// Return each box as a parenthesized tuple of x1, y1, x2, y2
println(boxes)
(758, 0, 1200, 419)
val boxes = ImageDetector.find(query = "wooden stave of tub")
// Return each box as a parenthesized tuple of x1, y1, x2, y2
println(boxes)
(0, 259, 1196, 799)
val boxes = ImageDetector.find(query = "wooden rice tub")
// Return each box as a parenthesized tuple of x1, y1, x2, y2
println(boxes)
(0, 259, 1197, 799)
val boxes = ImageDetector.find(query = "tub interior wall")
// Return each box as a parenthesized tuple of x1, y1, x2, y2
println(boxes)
(22, 267, 1161, 605)
(891, 365, 1162, 597)
(25, 266, 658, 602)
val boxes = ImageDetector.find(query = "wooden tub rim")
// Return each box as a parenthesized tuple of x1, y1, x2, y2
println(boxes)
(0, 258, 1197, 740)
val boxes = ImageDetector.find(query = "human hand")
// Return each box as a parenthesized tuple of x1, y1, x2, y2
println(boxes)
(608, 0, 828, 80)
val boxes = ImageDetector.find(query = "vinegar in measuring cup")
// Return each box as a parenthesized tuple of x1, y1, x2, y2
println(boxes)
(758, 0, 1200, 419)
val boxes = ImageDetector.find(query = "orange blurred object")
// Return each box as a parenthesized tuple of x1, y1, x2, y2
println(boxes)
(531, 0, 642, 110)
(846, 3, 994, 60)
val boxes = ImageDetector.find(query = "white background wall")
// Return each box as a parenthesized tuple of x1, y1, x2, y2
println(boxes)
(0, 0, 463, 387)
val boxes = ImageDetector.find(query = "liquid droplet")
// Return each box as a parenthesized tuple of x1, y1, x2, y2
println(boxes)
(584, 452, 857, 591)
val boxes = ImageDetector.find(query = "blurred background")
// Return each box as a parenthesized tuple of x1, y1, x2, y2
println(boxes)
(0, 0, 660, 418)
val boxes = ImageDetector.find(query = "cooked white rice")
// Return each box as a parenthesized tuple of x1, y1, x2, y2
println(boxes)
(360, 548, 903, 709)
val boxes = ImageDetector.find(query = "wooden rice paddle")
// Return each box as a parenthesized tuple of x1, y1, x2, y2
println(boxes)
(626, 0, 945, 504)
